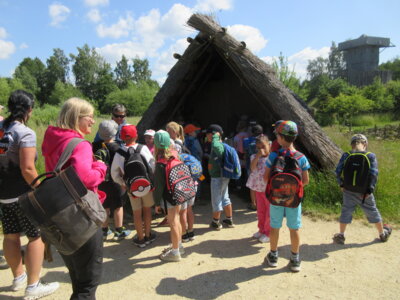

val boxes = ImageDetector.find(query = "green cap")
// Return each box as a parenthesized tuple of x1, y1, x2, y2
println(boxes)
(154, 130, 171, 149)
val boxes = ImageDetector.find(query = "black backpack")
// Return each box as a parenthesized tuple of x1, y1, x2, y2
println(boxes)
(342, 151, 371, 194)
(266, 150, 304, 208)
(94, 145, 112, 182)
(117, 145, 154, 198)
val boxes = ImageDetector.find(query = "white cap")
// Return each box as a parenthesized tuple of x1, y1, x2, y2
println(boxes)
(144, 129, 155, 137)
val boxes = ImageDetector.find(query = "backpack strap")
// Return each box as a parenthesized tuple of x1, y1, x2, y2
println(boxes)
(117, 147, 129, 159)
(54, 138, 84, 172)
(135, 144, 144, 154)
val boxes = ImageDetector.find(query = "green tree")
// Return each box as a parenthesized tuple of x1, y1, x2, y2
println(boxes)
(306, 56, 328, 80)
(385, 80, 400, 117)
(93, 67, 119, 109)
(362, 78, 394, 111)
(380, 57, 400, 80)
(114, 55, 133, 89)
(271, 52, 301, 94)
(48, 81, 83, 105)
(13, 57, 46, 101)
(0, 78, 11, 106)
(327, 41, 345, 79)
(132, 57, 152, 83)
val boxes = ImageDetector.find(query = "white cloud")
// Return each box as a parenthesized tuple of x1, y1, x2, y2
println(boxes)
(49, 3, 71, 27)
(194, 0, 233, 12)
(96, 14, 134, 39)
(0, 39, 16, 59)
(96, 41, 147, 64)
(227, 24, 268, 53)
(19, 43, 28, 49)
(87, 8, 101, 23)
(159, 4, 193, 36)
(84, 0, 108, 7)
(0, 27, 7, 39)
(288, 46, 330, 79)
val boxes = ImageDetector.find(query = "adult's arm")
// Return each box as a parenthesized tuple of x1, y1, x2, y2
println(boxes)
(19, 147, 39, 187)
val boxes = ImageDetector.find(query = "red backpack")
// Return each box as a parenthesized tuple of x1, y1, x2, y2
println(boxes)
(159, 156, 196, 206)
(266, 150, 304, 208)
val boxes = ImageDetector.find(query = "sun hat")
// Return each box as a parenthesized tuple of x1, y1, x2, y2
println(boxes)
(154, 130, 171, 149)
(184, 124, 201, 134)
(351, 134, 368, 144)
(98, 120, 118, 141)
(120, 124, 137, 140)
(206, 124, 223, 134)
(144, 129, 155, 137)
(276, 120, 298, 137)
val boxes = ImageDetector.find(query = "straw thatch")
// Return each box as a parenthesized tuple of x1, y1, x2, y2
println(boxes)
(137, 13, 341, 169)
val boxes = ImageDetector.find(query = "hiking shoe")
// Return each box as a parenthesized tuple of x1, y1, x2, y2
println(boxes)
(264, 252, 278, 268)
(289, 257, 301, 272)
(133, 237, 147, 248)
(182, 232, 190, 243)
(222, 219, 235, 228)
(102, 228, 113, 241)
(159, 249, 181, 262)
(210, 221, 222, 231)
(380, 225, 392, 242)
(162, 244, 185, 255)
(187, 231, 195, 241)
(24, 281, 59, 300)
(0, 255, 8, 269)
(11, 273, 27, 291)
(333, 233, 345, 245)
(113, 227, 131, 241)
(259, 234, 270, 243)
(145, 233, 157, 245)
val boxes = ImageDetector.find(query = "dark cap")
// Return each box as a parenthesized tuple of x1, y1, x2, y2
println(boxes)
(206, 124, 223, 134)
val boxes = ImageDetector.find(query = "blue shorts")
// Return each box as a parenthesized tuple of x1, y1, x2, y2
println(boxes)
(270, 203, 302, 229)
(339, 190, 382, 224)
(210, 177, 231, 212)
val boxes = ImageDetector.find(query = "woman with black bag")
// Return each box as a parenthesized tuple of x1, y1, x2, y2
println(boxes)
(0, 90, 59, 299)
(42, 97, 106, 300)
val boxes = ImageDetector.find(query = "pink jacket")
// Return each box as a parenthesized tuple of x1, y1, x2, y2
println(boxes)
(42, 126, 107, 202)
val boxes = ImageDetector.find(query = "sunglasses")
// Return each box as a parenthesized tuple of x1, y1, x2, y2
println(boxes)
(113, 114, 126, 119)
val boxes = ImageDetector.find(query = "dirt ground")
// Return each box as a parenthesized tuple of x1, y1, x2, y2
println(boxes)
(0, 192, 398, 300)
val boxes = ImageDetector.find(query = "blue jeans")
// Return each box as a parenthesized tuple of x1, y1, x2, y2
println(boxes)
(211, 177, 231, 212)
(339, 190, 382, 224)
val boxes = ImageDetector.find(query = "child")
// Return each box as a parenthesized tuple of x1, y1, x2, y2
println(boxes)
(246, 135, 271, 243)
(111, 125, 156, 248)
(263, 121, 310, 272)
(144, 129, 155, 154)
(333, 134, 392, 244)
(153, 130, 186, 262)
(233, 120, 249, 191)
(184, 124, 203, 161)
(207, 124, 234, 230)
(166, 121, 186, 154)
(93, 120, 131, 241)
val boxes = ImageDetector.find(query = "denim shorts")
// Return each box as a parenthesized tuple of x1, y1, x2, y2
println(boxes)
(210, 177, 231, 212)
(339, 190, 382, 224)
(270, 203, 302, 229)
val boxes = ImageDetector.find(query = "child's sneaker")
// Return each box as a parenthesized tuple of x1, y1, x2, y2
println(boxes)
(259, 234, 270, 243)
(333, 233, 345, 244)
(24, 281, 59, 300)
(162, 244, 185, 255)
(11, 273, 27, 291)
(264, 252, 278, 267)
(0, 255, 8, 269)
(253, 231, 262, 239)
(289, 257, 301, 272)
(187, 231, 195, 241)
(133, 237, 147, 248)
(145, 232, 157, 245)
(113, 227, 131, 241)
(222, 219, 235, 228)
(182, 232, 190, 243)
(209, 221, 222, 231)
(102, 228, 113, 241)
(159, 249, 181, 262)
(380, 225, 392, 242)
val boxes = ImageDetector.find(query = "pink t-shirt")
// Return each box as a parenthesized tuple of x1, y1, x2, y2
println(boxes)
(246, 154, 268, 192)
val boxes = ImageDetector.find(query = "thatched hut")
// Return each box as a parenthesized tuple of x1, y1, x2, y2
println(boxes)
(137, 14, 341, 169)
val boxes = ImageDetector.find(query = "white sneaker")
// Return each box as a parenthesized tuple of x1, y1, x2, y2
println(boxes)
(253, 231, 262, 239)
(11, 273, 27, 291)
(259, 234, 270, 243)
(162, 244, 185, 255)
(24, 281, 59, 300)
(159, 249, 181, 262)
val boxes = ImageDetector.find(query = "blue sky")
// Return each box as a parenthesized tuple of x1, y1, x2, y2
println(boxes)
(0, 0, 399, 82)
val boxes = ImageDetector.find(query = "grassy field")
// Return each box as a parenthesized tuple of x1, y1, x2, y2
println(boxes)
(9, 108, 400, 225)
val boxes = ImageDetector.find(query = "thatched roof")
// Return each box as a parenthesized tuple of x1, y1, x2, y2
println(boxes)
(138, 13, 341, 169)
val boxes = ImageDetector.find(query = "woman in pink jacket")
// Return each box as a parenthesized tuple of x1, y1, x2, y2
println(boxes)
(42, 97, 106, 300)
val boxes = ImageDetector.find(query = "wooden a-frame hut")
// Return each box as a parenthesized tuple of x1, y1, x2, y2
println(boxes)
(137, 14, 341, 169)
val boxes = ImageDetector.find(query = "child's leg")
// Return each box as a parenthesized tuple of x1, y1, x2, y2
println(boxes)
(338, 190, 358, 234)
(187, 205, 194, 231)
(250, 189, 256, 208)
(133, 209, 144, 240)
(269, 228, 280, 251)
(269, 205, 284, 251)
(255, 192, 268, 235)
(221, 178, 232, 218)
(211, 178, 223, 221)
(289, 229, 300, 254)
(102, 208, 110, 229)
(180, 207, 188, 234)
(113, 207, 123, 228)
(359, 193, 384, 235)
(286, 205, 302, 254)
(167, 205, 182, 249)
(143, 207, 152, 237)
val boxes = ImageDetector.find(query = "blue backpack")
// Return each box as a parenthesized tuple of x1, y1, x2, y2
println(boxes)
(179, 153, 203, 180)
(221, 144, 242, 180)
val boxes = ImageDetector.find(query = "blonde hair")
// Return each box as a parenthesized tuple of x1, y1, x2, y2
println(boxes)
(154, 145, 173, 161)
(166, 121, 185, 143)
(57, 98, 94, 134)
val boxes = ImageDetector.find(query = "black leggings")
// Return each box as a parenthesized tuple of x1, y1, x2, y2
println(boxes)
(60, 228, 103, 300)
